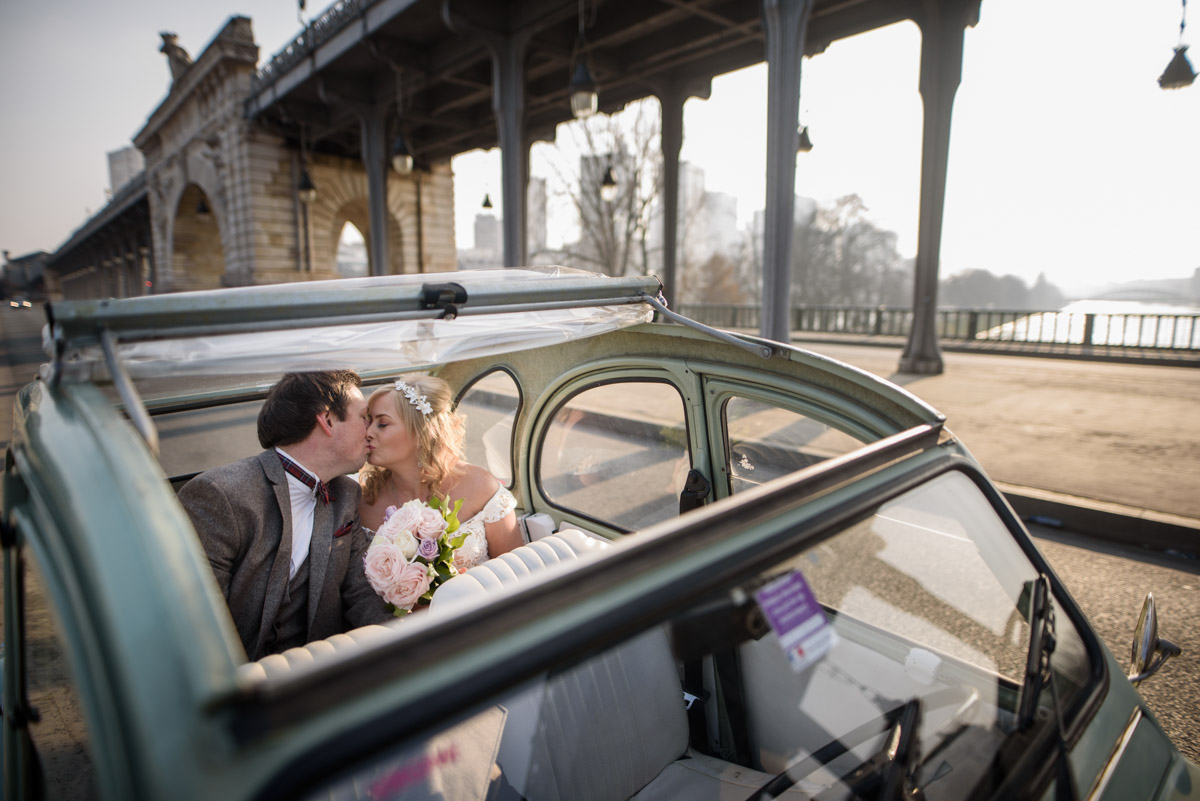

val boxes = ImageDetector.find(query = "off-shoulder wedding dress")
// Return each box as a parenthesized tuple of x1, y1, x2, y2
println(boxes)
(452, 485, 517, 571)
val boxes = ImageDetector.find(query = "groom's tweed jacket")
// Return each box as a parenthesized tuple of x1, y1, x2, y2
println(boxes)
(179, 450, 390, 661)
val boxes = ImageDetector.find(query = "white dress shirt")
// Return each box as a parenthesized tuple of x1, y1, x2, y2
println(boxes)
(275, 447, 317, 578)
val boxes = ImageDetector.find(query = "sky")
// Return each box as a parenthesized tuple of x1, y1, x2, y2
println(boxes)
(1, 0, 1197, 296)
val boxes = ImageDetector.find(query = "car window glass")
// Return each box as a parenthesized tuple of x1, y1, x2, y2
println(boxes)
(21, 547, 100, 799)
(300, 471, 1092, 801)
(538, 380, 689, 531)
(457, 369, 520, 487)
(725, 395, 865, 494)
(155, 398, 262, 481)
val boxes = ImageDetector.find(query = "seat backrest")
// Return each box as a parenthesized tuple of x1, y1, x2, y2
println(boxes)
(432, 529, 690, 801)
(429, 528, 607, 611)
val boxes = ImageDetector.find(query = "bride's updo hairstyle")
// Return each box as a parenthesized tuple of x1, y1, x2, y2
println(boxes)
(360, 373, 467, 504)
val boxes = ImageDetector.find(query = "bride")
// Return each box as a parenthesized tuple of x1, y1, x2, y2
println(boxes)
(359, 374, 522, 570)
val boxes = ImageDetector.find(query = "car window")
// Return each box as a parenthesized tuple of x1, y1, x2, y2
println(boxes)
(537, 380, 689, 531)
(155, 397, 262, 481)
(298, 470, 1094, 801)
(19, 546, 100, 799)
(725, 395, 866, 494)
(457, 369, 520, 488)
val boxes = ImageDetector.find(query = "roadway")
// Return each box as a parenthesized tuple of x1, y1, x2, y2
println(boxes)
(0, 304, 1196, 762)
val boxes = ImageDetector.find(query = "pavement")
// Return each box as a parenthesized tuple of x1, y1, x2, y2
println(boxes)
(787, 336, 1200, 560)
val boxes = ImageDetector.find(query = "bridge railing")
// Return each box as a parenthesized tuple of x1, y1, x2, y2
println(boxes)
(677, 304, 1200, 351)
(252, 0, 366, 94)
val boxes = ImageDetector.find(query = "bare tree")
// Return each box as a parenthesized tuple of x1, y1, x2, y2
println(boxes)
(538, 100, 662, 277)
(791, 194, 909, 306)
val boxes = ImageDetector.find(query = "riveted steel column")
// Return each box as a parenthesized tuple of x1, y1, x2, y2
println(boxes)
(899, 4, 975, 375)
(361, 104, 391, 276)
(492, 32, 531, 268)
(760, 0, 813, 344)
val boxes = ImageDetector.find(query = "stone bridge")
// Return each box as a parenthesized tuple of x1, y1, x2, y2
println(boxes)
(48, 17, 456, 297)
(45, 0, 990, 375)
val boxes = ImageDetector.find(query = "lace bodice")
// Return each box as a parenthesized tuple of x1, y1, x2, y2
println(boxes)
(453, 486, 517, 571)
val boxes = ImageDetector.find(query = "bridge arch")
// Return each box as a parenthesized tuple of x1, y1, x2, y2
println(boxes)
(170, 183, 226, 289)
(308, 159, 406, 275)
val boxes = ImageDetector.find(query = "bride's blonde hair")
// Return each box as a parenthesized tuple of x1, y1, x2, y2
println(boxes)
(360, 373, 466, 504)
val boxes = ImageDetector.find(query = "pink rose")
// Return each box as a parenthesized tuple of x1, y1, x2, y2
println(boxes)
(388, 561, 433, 610)
(364, 542, 410, 597)
(413, 505, 449, 540)
(380, 500, 424, 539)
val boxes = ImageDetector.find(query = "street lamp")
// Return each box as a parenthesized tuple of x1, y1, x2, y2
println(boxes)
(570, 58, 599, 118)
(600, 165, 617, 202)
(569, 0, 598, 118)
(796, 125, 814, 153)
(1160, 0, 1196, 89)
(1160, 46, 1196, 88)
(297, 165, 317, 205)
(391, 134, 414, 174)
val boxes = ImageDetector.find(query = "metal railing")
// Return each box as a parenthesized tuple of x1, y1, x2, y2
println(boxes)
(251, 0, 367, 95)
(677, 304, 1200, 351)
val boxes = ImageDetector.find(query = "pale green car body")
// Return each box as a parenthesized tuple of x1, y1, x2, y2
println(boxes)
(2, 271, 1195, 801)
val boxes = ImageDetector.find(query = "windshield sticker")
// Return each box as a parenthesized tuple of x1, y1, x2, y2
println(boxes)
(754, 571, 837, 673)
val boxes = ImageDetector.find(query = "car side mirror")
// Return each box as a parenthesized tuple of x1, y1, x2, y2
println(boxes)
(1128, 592, 1181, 686)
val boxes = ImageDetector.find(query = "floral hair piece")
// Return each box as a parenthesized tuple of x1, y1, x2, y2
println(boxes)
(394, 379, 433, 417)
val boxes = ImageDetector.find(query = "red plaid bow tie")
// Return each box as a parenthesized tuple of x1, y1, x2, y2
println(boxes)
(278, 453, 332, 504)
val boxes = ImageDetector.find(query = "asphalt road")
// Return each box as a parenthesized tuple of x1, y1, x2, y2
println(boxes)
(0, 305, 1196, 763)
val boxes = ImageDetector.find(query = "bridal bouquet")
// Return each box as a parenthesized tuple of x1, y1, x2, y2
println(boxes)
(363, 496, 465, 617)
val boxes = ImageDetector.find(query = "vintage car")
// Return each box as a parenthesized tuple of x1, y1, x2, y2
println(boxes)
(2, 268, 1194, 800)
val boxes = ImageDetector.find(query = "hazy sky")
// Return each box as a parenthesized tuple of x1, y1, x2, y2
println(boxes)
(2, 0, 1197, 295)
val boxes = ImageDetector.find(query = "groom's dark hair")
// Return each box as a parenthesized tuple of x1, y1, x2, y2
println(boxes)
(258, 370, 362, 448)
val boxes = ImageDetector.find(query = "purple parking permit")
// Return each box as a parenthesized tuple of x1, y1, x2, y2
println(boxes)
(754, 571, 836, 673)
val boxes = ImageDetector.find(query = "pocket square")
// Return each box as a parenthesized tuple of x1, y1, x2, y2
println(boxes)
(333, 521, 355, 539)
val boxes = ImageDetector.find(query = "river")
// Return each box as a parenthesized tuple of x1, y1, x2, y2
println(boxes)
(980, 299, 1200, 348)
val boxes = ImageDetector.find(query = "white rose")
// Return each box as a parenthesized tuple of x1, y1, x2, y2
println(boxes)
(391, 528, 419, 560)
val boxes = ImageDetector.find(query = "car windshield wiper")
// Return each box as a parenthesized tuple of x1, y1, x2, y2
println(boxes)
(1016, 574, 1053, 730)
(1016, 574, 1078, 801)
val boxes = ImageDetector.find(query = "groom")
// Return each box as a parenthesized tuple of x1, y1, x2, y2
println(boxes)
(179, 370, 391, 661)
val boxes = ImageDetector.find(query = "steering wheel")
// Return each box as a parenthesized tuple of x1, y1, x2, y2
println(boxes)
(743, 685, 979, 801)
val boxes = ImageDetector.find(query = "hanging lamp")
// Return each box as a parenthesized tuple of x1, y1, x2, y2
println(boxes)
(1160, 0, 1196, 88)
(569, 0, 599, 117)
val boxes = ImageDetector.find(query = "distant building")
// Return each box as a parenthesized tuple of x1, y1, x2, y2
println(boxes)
(107, 146, 145, 195)
(2, 250, 50, 298)
(528, 176, 548, 259)
(705, 191, 738, 259)
(474, 213, 503, 258)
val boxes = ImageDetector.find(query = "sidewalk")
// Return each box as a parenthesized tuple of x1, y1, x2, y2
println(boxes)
(789, 337, 1200, 557)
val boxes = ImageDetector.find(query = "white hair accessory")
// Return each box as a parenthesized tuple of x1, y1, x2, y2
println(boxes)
(394, 379, 433, 416)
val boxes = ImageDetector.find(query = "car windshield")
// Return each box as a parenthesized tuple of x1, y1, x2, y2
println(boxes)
(297, 470, 1093, 801)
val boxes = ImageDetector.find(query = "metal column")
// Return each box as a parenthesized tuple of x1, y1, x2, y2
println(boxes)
(658, 87, 685, 308)
(443, 3, 531, 268)
(760, 0, 813, 344)
(899, 5, 974, 375)
(492, 32, 531, 268)
(361, 104, 391, 276)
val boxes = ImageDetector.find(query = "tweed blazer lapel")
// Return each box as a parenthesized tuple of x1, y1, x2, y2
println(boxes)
(256, 450, 297, 658)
